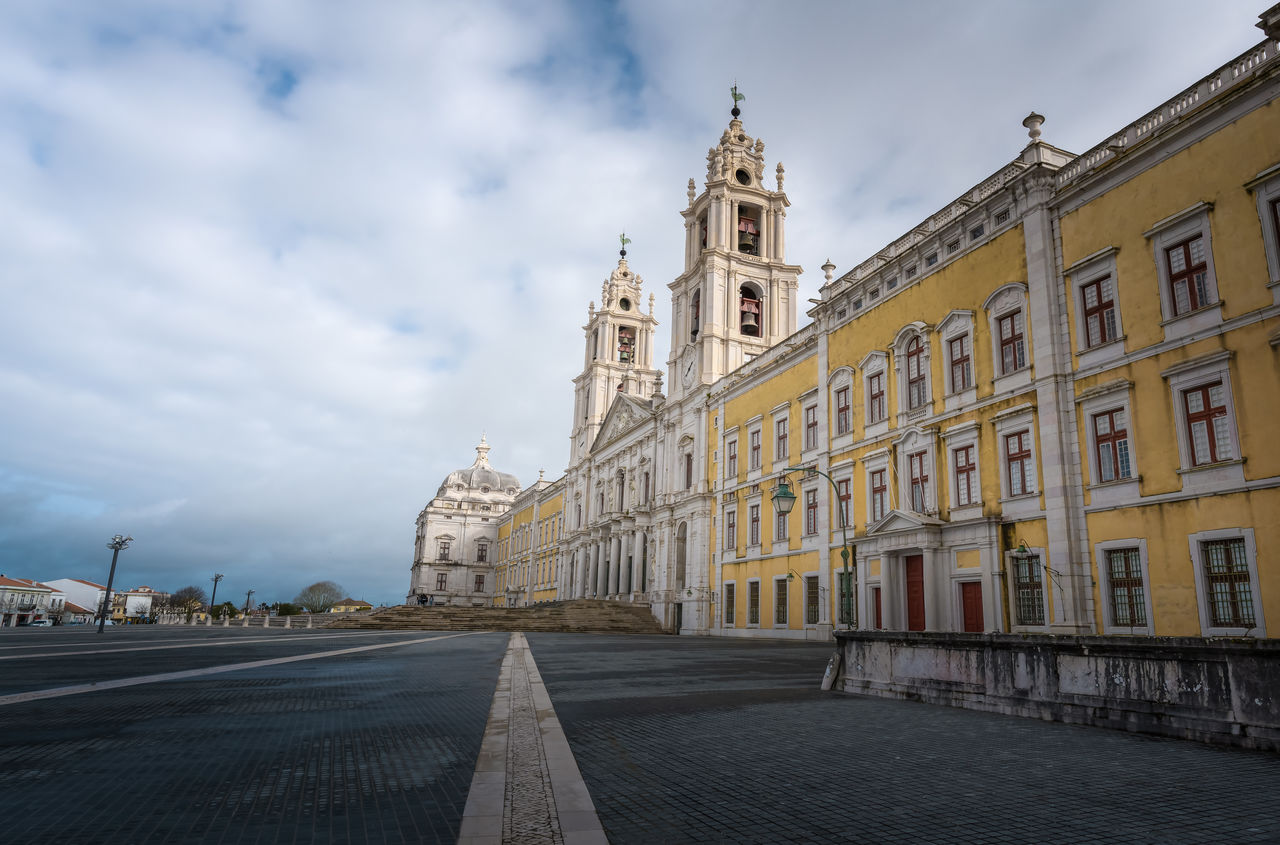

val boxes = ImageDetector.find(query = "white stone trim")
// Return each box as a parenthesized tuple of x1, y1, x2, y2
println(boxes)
(1245, 163, 1280, 298)
(1076, 380, 1141, 509)
(937, 309, 978, 412)
(1161, 350, 1244, 494)
(893, 323, 933, 424)
(1187, 527, 1265, 638)
(1004, 545, 1050, 632)
(1065, 246, 1127, 369)
(942, 422, 983, 521)
(1093, 538, 1154, 636)
(992, 407, 1040, 520)
(983, 283, 1033, 394)
(894, 427, 937, 516)
(1144, 202, 1223, 341)
(772, 575, 790, 629)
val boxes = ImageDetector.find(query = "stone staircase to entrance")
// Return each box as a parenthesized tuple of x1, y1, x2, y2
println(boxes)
(320, 600, 668, 634)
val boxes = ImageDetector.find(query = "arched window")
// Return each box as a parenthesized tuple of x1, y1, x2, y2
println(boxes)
(907, 337, 927, 410)
(676, 522, 688, 589)
(618, 326, 635, 363)
(740, 285, 762, 337)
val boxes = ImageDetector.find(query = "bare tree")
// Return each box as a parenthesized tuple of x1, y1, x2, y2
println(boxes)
(171, 585, 207, 621)
(294, 581, 345, 613)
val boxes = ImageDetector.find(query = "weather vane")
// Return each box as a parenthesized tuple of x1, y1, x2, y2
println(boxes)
(730, 83, 745, 117)
(619, 231, 631, 257)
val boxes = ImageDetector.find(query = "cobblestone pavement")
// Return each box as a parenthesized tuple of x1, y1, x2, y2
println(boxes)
(526, 633, 1280, 845)
(505, 640, 565, 844)
(0, 627, 508, 844)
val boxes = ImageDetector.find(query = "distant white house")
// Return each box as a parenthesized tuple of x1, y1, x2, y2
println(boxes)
(0, 576, 55, 626)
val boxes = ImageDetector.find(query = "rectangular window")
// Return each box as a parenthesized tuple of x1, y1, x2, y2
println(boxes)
(805, 576, 819, 624)
(837, 571, 852, 624)
(725, 509, 736, 551)
(909, 451, 929, 512)
(886, 276, 898, 290)
(1005, 431, 1033, 496)
(437, 541, 451, 561)
(775, 505, 788, 540)
(775, 418, 789, 461)
(946, 239, 960, 254)
(948, 334, 971, 392)
(906, 339, 927, 410)
(775, 579, 788, 625)
(926, 252, 938, 267)
(804, 489, 818, 535)
(476, 544, 488, 563)
(871, 469, 887, 522)
(953, 445, 976, 507)
(970, 223, 985, 239)
(1201, 539, 1255, 627)
(870, 288, 880, 301)
(436, 573, 448, 591)
(684, 453, 694, 489)
(995, 208, 1011, 225)
(749, 430, 761, 469)
(835, 388, 851, 434)
(1093, 409, 1131, 482)
(999, 311, 1026, 374)
(749, 504, 760, 545)
(724, 584, 735, 624)
(1106, 548, 1146, 627)
(727, 440, 738, 476)
(905, 265, 918, 279)
(836, 479, 851, 528)
(474, 574, 485, 593)
(1183, 382, 1232, 466)
(1166, 236, 1210, 315)
(804, 405, 818, 450)
(868, 373, 885, 423)
(1082, 276, 1118, 347)
(1013, 554, 1044, 626)
(748, 581, 760, 624)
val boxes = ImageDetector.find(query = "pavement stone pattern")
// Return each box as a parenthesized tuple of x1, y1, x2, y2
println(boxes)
(526, 633, 1280, 845)
(505, 639, 564, 844)
(0, 627, 508, 844)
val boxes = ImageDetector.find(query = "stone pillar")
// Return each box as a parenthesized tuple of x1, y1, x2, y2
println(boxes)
(609, 535, 622, 596)
(307, 614, 313, 629)
(284, 615, 292, 629)
(242, 614, 249, 628)
(205, 615, 212, 627)
(597, 539, 609, 597)
(619, 533, 633, 597)
(223, 615, 230, 627)
(263, 614, 270, 628)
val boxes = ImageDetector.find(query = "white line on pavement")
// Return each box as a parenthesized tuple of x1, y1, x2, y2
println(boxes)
(0, 631, 486, 707)
(0, 631, 421, 660)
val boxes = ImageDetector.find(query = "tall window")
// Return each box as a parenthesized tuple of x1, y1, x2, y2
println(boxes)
(775, 505, 788, 540)
(837, 571, 852, 625)
(749, 504, 760, 545)
(906, 337, 927, 409)
(474, 574, 486, 593)
(436, 573, 448, 591)
(724, 583, 735, 624)
(476, 544, 488, 563)
(1013, 554, 1044, 626)
(775, 418, 789, 461)
(804, 489, 818, 535)
(835, 388, 851, 434)
(749, 430, 761, 469)
(1166, 236, 1210, 315)
(725, 510, 736, 551)
(775, 579, 788, 625)
(836, 479, 851, 528)
(998, 311, 1026, 374)
(1106, 548, 1146, 627)
(437, 541, 451, 561)
(684, 453, 694, 489)
(953, 446, 976, 507)
(642, 471, 650, 503)
(867, 373, 886, 424)
(617, 326, 635, 363)
(1082, 276, 1117, 347)
(1201, 539, 1255, 628)
(804, 405, 818, 450)
(727, 439, 738, 476)
(1093, 409, 1131, 482)
(909, 451, 929, 512)
(805, 576, 819, 625)
(1005, 431, 1033, 496)
(948, 334, 971, 392)
(748, 581, 760, 624)
(870, 469, 887, 522)
(1183, 382, 1232, 466)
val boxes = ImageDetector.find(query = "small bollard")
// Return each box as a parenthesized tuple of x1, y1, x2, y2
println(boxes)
(205, 615, 212, 627)
(284, 615, 291, 629)
(223, 615, 230, 627)
(242, 614, 249, 627)
(306, 615, 313, 629)
(263, 614, 270, 628)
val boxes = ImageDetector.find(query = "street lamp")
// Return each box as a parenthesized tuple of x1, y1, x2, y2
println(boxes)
(98, 534, 133, 634)
(772, 467, 855, 629)
(244, 589, 255, 617)
(210, 573, 224, 619)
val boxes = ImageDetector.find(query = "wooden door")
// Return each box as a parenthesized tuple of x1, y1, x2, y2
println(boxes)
(872, 587, 882, 629)
(960, 581, 984, 633)
(905, 554, 925, 631)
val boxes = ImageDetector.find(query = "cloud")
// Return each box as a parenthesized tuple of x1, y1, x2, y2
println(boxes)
(0, 0, 1266, 603)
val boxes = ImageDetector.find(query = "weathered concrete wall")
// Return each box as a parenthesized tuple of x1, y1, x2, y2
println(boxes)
(832, 631, 1280, 751)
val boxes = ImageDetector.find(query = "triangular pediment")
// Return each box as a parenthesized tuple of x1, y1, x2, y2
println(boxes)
(868, 509, 944, 534)
(590, 394, 655, 453)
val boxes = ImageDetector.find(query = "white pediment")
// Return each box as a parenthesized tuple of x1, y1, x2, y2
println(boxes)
(590, 394, 654, 453)
(867, 509, 944, 535)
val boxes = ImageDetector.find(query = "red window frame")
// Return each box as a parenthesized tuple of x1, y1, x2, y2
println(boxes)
(725, 509, 736, 550)
(1082, 276, 1117, 348)
(948, 334, 971, 392)
(775, 505, 788, 540)
(775, 418, 789, 461)
(1166, 236, 1210, 316)
(867, 373, 885, 423)
(727, 440, 738, 476)
(999, 311, 1025, 374)
(749, 504, 760, 545)
(1183, 382, 1231, 466)
(436, 573, 448, 591)
(476, 544, 488, 563)
(805, 405, 818, 449)
(1005, 430, 1033, 496)
(749, 429, 761, 469)
(909, 450, 929, 512)
(906, 337, 927, 409)
(953, 445, 975, 507)
(804, 489, 818, 535)
(870, 469, 886, 522)
(835, 387, 851, 434)
(1201, 538, 1255, 628)
(474, 574, 485, 593)
(1105, 548, 1146, 627)
(836, 479, 851, 528)
(1093, 409, 1131, 482)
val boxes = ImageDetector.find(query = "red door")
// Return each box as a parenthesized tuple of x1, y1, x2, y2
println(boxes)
(905, 554, 925, 631)
(872, 587, 882, 629)
(960, 581, 984, 632)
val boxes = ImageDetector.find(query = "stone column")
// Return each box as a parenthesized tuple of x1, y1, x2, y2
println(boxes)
(597, 538, 609, 597)
(619, 532, 633, 597)
(609, 535, 622, 596)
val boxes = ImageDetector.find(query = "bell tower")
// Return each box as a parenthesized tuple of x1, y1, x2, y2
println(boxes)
(569, 238, 661, 465)
(668, 90, 801, 401)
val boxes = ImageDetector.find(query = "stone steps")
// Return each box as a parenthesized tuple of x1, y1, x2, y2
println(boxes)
(320, 600, 668, 634)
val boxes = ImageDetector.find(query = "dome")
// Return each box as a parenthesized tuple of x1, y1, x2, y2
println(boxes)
(435, 436, 522, 500)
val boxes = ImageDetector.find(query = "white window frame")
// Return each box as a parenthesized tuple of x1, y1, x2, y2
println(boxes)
(723, 426, 739, 481)
(1143, 202, 1222, 340)
(772, 495, 790, 552)
(746, 416, 764, 478)
(936, 310, 977, 412)
(1076, 379, 1141, 510)
(770, 403, 791, 472)
(801, 387, 821, 457)
(746, 578, 761, 627)
(772, 575, 789, 628)
(1161, 351, 1244, 495)
(831, 462, 854, 537)
(1005, 545, 1049, 631)
(722, 580, 737, 627)
(860, 351, 889, 438)
(1188, 527, 1265, 637)
(1094, 538, 1154, 635)
(1245, 163, 1280, 302)
(864, 449, 890, 525)
(992, 405, 1040, 520)
(893, 323, 933, 423)
(1065, 246, 1125, 370)
(894, 428, 936, 516)
(723, 505, 737, 556)
(942, 421, 982, 521)
(983, 283, 1032, 395)
(746, 494, 762, 550)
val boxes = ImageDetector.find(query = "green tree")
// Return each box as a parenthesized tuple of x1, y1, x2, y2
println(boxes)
(294, 580, 345, 613)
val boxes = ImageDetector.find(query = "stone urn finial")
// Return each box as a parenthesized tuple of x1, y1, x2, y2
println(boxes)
(1023, 111, 1045, 142)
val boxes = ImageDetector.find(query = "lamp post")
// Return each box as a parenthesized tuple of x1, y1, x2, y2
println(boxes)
(772, 466, 855, 629)
(209, 573, 224, 619)
(243, 589, 255, 617)
(98, 534, 133, 634)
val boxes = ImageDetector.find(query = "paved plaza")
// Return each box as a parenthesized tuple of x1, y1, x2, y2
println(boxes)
(0, 626, 1277, 844)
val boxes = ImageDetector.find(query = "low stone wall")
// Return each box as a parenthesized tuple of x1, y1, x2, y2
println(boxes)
(832, 630, 1280, 751)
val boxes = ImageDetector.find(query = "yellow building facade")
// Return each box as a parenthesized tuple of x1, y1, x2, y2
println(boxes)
(491, 7, 1278, 641)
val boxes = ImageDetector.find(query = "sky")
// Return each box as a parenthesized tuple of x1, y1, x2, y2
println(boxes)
(0, 0, 1269, 607)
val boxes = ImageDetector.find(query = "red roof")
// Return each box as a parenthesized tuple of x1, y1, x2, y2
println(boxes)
(0, 576, 52, 591)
